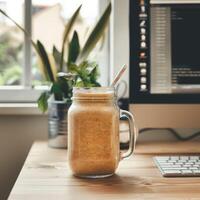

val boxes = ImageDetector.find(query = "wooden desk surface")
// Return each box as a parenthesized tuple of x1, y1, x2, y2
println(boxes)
(9, 141, 200, 200)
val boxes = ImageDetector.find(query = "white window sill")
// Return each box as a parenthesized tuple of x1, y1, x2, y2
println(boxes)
(0, 103, 46, 115)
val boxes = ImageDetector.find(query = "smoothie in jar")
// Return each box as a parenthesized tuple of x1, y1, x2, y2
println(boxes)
(68, 87, 120, 178)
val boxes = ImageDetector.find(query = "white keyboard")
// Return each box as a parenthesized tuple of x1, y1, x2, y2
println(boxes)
(154, 156, 200, 177)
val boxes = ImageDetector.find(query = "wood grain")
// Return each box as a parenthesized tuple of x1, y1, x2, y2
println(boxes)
(9, 141, 200, 200)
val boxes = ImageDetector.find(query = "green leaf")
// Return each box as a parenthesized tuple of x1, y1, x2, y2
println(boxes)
(60, 5, 82, 71)
(57, 77, 73, 99)
(51, 82, 63, 100)
(53, 45, 61, 69)
(48, 54, 58, 81)
(68, 31, 80, 63)
(68, 63, 79, 73)
(69, 61, 101, 87)
(37, 91, 50, 113)
(94, 82, 101, 87)
(0, 9, 30, 37)
(90, 65, 100, 83)
(37, 40, 55, 82)
(98, 31, 106, 51)
(79, 61, 90, 70)
(75, 80, 85, 87)
(77, 2, 111, 62)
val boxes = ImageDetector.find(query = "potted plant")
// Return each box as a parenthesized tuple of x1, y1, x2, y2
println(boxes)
(0, 2, 111, 148)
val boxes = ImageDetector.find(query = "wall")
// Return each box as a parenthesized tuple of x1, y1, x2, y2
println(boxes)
(0, 115, 47, 200)
(110, 0, 129, 97)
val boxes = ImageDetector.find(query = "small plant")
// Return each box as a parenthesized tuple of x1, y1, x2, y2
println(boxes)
(0, 2, 111, 112)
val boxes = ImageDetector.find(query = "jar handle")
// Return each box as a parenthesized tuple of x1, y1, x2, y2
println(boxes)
(120, 109, 138, 159)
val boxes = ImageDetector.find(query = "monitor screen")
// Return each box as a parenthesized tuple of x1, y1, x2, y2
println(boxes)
(151, 5, 200, 94)
(172, 7, 200, 86)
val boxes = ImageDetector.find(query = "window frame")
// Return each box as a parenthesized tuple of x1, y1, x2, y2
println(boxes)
(0, 0, 110, 103)
(0, 0, 41, 103)
(109, 0, 129, 97)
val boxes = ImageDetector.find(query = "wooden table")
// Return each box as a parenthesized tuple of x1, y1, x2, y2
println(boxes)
(9, 141, 200, 200)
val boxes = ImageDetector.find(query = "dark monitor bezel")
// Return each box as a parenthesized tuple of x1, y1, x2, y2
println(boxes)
(129, 0, 200, 104)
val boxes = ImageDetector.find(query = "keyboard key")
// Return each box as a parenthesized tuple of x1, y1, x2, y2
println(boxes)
(158, 161, 170, 164)
(184, 164, 192, 167)
(163, 170, 182, 177)
(160, 165, 174, 168)
(156, 159, 169, 162)
(180, 156, 189, 159)
(173, 165, 182, 167)
(181, 170, 192, 174)
(167, 161, 175, 164)
(162, 167, 188, 170)
(189, 167, 198, 170)
(193, 170, 200, 175)
(177, 162, 185, 165)
(190, 156, 199, 159)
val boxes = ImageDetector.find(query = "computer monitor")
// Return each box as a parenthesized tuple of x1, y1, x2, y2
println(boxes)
(129, 0, 200, 129)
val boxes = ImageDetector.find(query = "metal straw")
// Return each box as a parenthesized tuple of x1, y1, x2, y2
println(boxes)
(110, 64, 127, 87)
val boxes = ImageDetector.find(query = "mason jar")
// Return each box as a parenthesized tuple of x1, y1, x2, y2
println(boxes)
(68, 87, 138, 178)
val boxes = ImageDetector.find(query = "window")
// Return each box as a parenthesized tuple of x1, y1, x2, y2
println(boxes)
(0, 0, 110, 102)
